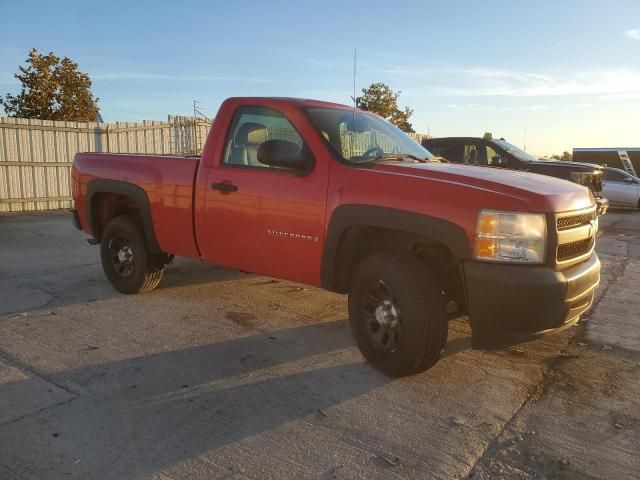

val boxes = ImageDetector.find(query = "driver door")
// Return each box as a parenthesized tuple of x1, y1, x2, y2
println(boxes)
(200, 105, 330, 285)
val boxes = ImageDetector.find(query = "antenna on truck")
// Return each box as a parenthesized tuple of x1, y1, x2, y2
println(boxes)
(353, 48, 357, 110)
(349, 49, 358, 116)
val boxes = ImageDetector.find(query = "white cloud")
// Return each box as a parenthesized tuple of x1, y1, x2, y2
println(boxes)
(447, 103, 548, 112)
(377, 65, 640, 98)
(90, 72, 270, 83)
(625, 28, 640, 40)
(597, 92, 640, 101)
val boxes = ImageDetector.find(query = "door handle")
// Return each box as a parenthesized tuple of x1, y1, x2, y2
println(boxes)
(210, 182, 238, 193)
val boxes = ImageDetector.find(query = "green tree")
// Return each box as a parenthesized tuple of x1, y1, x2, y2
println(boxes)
(551, 151, 572, 161)
(0, 49, 99, 121)
(359, 82, 415, 132)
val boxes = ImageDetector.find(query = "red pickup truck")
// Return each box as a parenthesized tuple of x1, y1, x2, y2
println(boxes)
(71, 97, 600, 377)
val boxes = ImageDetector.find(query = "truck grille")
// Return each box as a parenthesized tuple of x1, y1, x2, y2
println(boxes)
(557, 211, 596, 231)
(557, 237, 595, 261)
(555, 207, 597, 265)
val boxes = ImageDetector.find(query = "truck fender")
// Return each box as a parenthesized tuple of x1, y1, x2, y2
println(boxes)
(321, 204, 471, 291)
(86, 179, 161, 253)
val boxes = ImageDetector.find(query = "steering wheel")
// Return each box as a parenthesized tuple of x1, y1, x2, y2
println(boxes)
(362, 145, 383, 158)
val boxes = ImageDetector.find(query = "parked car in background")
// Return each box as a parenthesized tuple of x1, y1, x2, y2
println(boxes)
(601, 167, 640, 210)
(423, 136, 609, 215)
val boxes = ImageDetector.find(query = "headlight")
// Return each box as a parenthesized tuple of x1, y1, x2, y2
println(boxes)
(475, 210, 547, 263)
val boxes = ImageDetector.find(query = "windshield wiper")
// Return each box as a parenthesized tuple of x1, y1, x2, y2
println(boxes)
(352, 153, 429, 165)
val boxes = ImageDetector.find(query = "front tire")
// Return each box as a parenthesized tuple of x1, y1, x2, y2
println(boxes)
(348, 253, 448, 377)
(100, 215, 164, 294)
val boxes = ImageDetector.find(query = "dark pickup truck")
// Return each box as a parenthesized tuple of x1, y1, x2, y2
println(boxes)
(423, 136, 608, 215)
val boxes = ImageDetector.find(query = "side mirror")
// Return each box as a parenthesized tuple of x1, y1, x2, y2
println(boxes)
(257, 140, 312, 171)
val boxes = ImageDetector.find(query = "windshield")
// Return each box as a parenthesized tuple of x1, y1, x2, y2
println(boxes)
(306, 107, 433, 163)
(493, 139, 539, 162)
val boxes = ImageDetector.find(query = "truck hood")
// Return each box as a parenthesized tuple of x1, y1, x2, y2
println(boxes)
(526, 160, 603, 172)
(522, 160, 603, 193)
(373, 161, 594, 213)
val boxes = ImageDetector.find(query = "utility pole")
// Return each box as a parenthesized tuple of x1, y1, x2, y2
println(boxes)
(191, 100, 212, 156)
(523, 126, 527, 152)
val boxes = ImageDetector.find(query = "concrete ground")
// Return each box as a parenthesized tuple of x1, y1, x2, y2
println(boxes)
(0, 210, 638, 480)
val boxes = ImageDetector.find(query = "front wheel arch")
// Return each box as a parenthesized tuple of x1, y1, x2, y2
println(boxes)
(321, 205, 471, 293)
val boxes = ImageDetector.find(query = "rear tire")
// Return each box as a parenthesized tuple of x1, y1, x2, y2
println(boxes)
(348, 253, 448, 377)
(100, 215, 164, 294)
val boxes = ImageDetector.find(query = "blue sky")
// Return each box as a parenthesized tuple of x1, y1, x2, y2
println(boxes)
(1, 0, 639, 155)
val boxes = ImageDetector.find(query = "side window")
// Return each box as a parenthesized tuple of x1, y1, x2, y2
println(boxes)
(486, 145, 509, 168)
(604, 169, 627, 182)
(428, 146, 446, 157)
(486, 146, 499, 165)
(434, 145, 464, 163)
(463, 144, 481, 165)
(223, 106, 305, 169)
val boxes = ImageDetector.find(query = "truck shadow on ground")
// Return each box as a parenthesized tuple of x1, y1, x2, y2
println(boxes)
(1, 319, 473, 479)
(0, 259, 250, 316)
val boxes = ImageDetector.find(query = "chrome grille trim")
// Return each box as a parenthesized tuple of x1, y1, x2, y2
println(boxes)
(555, 206, 597, 266)
(557, 210, 596, 231)
(557, 237, 595, 262)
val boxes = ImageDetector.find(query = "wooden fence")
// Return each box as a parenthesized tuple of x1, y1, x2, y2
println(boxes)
(0, 116, 210, 212)
(0, 116, 430, 212)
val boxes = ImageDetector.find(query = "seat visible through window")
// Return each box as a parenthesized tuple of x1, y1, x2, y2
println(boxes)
(228, 122, 268, 166)
(223, 106, 305, 169)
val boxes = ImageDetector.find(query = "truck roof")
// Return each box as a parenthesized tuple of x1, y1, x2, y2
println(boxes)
(423, 137, 489, 142)
(226, 96, 352, 109)
(573, 147, 640, 152)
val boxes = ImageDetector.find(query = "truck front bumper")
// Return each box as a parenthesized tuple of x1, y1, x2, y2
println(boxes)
(595, 197, 609, 216)
(463, 253, 600, 349)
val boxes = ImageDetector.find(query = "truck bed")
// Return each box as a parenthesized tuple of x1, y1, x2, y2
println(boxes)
(72, 153, 201, 259)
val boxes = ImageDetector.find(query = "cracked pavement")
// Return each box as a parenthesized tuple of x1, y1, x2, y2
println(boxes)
(1, 210, 639, 479)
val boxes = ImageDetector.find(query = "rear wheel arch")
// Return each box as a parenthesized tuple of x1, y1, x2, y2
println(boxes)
(86, 179, 161, 253)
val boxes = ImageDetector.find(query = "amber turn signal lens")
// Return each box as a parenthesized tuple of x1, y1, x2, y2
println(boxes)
(477, 213, 498, 236)
(476, 238, 497, 259)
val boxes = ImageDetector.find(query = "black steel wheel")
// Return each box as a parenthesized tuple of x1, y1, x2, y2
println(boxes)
(361, 280, 403, 353)
(348, 253, 448, 377)
(100, 215, 164, 294)
(107, 234, 136, 278)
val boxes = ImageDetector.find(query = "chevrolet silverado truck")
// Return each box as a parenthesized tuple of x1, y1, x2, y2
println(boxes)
(422, 136, 609, 215)
(71, 97, 601, 377)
